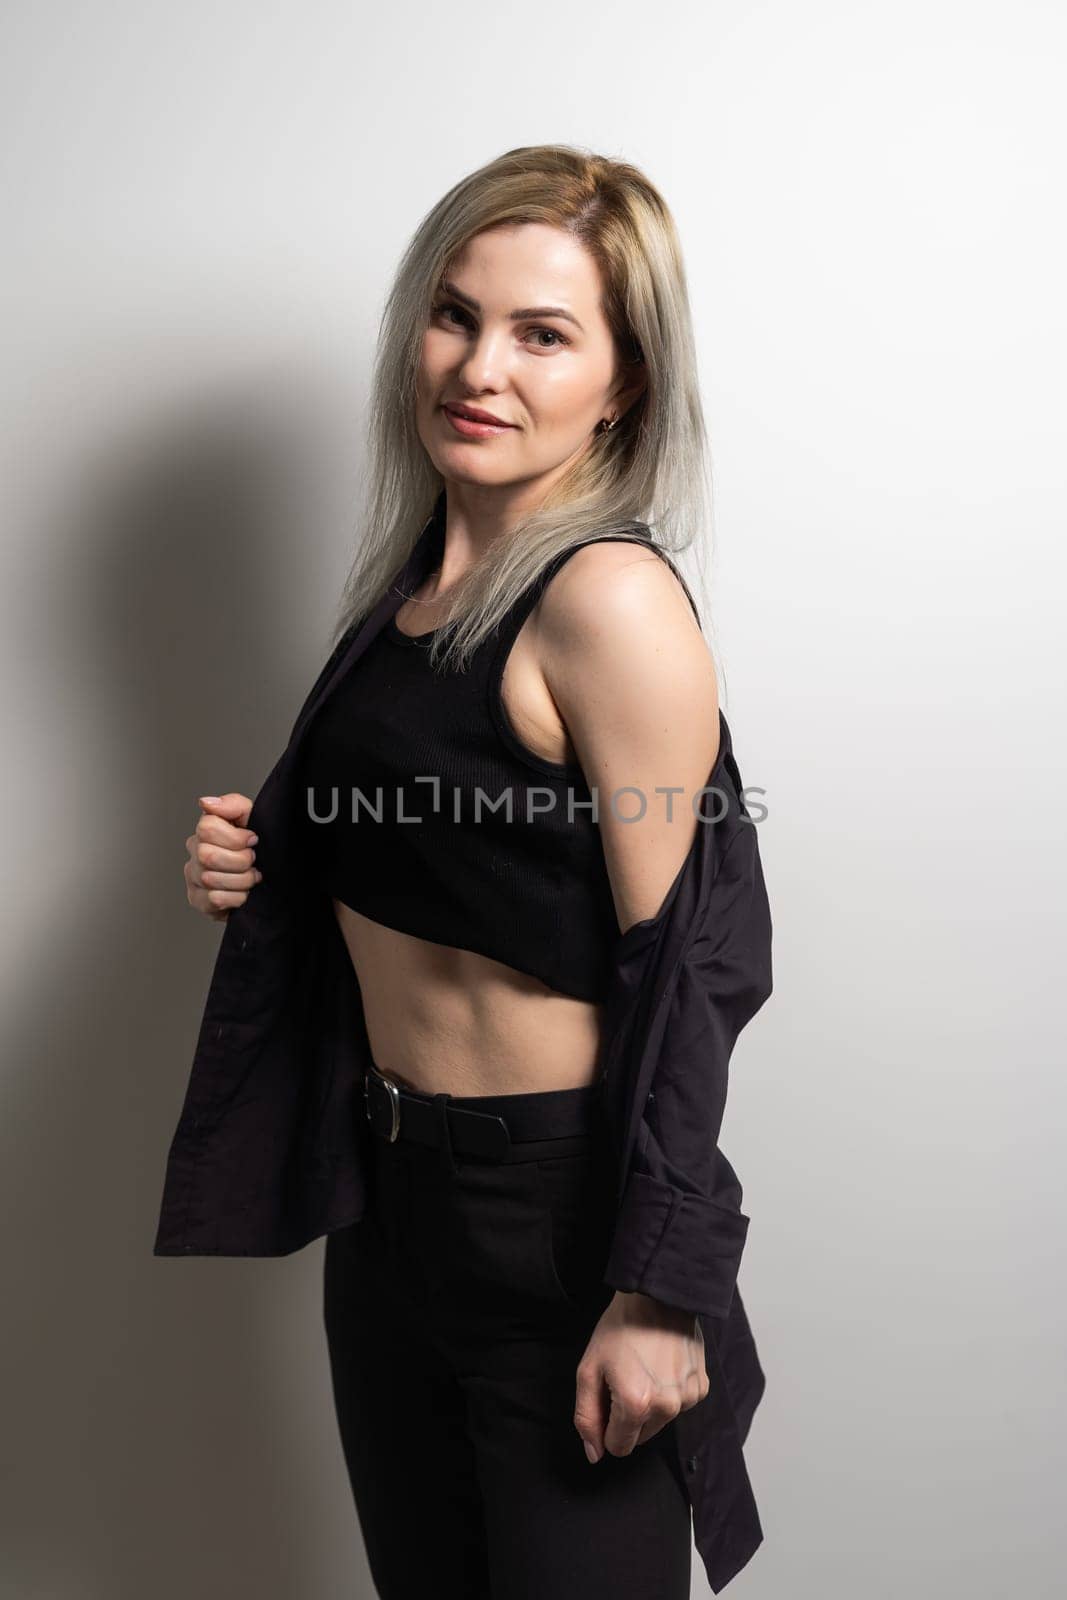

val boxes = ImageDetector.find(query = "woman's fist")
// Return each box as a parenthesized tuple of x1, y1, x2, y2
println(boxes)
(185, 794, 262, 922)
(573, 1292, 710, 1464)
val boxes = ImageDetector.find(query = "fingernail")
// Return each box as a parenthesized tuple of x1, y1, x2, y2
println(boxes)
(199, 796, 220, 804)
(584, 1441, 599, 1464)
(247, 833, 258, 844)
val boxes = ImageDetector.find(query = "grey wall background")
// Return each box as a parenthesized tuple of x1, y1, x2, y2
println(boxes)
(2, 2, 1063, 1596)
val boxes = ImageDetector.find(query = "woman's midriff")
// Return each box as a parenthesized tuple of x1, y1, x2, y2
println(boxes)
(331, 897, 606, 1097)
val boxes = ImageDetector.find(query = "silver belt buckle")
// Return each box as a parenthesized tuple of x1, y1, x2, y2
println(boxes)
(364, 1069, 401, 1142)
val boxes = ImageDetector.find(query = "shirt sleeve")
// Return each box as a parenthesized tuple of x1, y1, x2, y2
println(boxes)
(602, 828, 773, 1320)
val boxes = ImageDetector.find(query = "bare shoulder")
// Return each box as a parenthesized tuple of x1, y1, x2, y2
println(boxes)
(534, 537, 702, 649)
(534, 537, 714, 719)
(533, 538, 721, 931)
(535, 535, 719, 784)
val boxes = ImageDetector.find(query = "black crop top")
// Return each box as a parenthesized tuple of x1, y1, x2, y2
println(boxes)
(296, 527, 683, 1002)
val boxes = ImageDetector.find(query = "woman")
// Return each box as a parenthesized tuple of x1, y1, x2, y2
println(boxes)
(182, 146, 750, 1598)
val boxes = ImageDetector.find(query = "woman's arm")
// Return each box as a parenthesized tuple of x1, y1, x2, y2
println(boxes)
(537, 540, 721, 1463)
(538, 539, 720, 938)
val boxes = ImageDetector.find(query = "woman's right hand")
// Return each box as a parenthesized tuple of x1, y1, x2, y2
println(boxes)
(185, 794, 262, 922)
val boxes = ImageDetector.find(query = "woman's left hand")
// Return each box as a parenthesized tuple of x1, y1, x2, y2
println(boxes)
(574, 1291, 710, 1463)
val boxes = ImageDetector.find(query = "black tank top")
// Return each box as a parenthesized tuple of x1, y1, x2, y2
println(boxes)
(296, 530, 682, 1002)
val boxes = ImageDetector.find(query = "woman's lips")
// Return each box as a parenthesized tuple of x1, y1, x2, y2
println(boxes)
(442, 406, 516, 439)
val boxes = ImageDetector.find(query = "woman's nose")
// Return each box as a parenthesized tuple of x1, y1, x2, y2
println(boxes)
(456, 328, 510, 389)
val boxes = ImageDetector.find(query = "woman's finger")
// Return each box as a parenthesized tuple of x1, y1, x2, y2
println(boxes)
(200, 866, 262, 889)
(202, 886, 253, 909)
(196, 840, 257, 874)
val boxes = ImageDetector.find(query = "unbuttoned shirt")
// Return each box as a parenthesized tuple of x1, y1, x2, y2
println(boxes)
(153, 505, 775, 1594)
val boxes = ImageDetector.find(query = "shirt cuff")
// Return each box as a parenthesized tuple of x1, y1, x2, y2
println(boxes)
(602, 1170, 750, 1320)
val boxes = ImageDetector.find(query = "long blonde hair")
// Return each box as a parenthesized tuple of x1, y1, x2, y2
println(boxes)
(333, 143, 719, 676)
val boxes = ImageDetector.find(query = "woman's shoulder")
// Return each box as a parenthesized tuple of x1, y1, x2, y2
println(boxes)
(534, 532, 702, 644)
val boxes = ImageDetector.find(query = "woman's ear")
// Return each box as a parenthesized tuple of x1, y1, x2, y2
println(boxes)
(607, 342, 652, 419)
(612, 362, 648, 423)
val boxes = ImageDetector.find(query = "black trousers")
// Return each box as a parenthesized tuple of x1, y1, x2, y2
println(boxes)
(322, 1065, 693, 1599)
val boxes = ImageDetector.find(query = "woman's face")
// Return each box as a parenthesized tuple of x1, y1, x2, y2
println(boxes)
(415, 222, 639, 502)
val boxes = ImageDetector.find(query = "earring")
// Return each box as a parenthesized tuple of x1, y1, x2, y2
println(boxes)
(599, 415, 618, 434)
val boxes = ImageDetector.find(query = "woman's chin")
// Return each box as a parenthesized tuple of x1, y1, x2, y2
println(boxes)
(432, 454, 528, 489)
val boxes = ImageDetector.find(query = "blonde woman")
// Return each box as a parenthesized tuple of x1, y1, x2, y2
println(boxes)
(176, 144, 771, 1597)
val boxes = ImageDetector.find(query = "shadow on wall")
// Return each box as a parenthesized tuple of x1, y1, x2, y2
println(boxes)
(0, 380, 380, 1599)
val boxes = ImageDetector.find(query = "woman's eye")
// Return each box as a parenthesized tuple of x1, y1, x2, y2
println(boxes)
(431, 301, 569, 350)
(526, 327, 568, 349)
(433, 301, 472, 329)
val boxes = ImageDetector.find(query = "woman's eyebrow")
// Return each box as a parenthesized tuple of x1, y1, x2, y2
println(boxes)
(439, 278, 585, 333)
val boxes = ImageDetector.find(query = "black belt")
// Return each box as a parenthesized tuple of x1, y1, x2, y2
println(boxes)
(363, 1063, 602, 1164)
